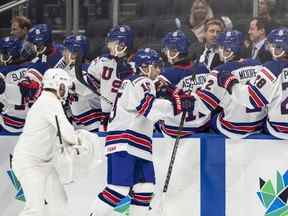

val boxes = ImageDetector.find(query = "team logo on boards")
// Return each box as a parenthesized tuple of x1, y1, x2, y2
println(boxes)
(257, 170, 288, 216)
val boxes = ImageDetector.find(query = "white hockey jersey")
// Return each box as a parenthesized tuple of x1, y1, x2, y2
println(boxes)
(158, 62, 211, 137)
(231, 59, 288, 139)
(106, 75, 175, 161)
(197, 59, 267, 138)
(87, 55, 133, 114)
(0, 61, 48, 133)
(60, 60, 102, 132)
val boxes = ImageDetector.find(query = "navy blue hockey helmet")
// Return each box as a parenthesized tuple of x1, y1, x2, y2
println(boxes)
(267, 27, 288, 53)
(0, 36, 22, 64)
(106, 25, 134, 50)
(63, 34, 89, 58)
(161, 30, 190, 55)
(133, 48, 162, 69)
(217, 30, 244, 54)
(27, 24, 52, 46)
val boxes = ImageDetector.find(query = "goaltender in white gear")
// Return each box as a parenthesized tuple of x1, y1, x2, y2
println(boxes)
(12, 68, 92, 216)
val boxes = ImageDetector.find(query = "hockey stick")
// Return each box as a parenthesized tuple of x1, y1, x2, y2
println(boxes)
(74, 55, 113, 105)
(163, 111, 186, 193)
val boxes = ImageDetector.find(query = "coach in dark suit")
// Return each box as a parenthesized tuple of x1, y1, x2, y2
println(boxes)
(198, 18, 225, 70)
(248, 17, 272, 63)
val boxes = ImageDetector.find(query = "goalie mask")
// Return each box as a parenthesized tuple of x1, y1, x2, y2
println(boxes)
(267, 28, 288, 59)
(161, 30, 190, 64)
(0, 36, 22, 65)
(63, 34, 89, 66)
(132, 48, 162, 80)
(27, 24, 52, 57)
(217, 30, 244, 62)
(42, 68, 73, 101)
(106, 25, 134, 58)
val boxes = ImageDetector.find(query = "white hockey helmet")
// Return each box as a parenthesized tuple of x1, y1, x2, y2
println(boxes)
(42, 68, 72, 100)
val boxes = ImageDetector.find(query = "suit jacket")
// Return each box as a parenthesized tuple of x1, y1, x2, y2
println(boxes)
(250, 43, 273, 64)
(198, 45, 223, 70)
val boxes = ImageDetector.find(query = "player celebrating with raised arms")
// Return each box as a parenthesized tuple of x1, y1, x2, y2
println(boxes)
(84, 25, 134, 131)
(218, 28, 288, 139)
(89, 48, 190, 216)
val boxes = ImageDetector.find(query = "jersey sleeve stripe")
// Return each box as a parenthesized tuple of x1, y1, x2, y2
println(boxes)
(196, 89, 220, 111)
(2, 114, 25, 129)
(269, 121, 288, 133)
(26, 69, 43, 82)
(73, 109, 103, 125)
(219, 114, 264, 133)
(261, 68, 276, 81)
(136, 93, 155, 117)
(248, 84, 269, 108)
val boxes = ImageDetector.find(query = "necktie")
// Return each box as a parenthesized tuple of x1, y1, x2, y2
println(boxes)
(204, 48, 211, 66)
(251, 47, 257, 59)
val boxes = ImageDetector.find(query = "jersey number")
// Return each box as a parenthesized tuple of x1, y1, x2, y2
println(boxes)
(14, 96, 33, 110)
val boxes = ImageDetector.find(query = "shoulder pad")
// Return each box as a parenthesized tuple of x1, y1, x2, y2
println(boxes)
(192, 63, 210, 75)
(241, 58, 261, 66)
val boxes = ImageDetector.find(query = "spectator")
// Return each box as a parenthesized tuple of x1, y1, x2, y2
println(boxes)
(189, 0, 214, 43)
(258, 0, 279, 31)
(258, 0, 272, 22)
(10, 16, 35, 62)
(248, 16, 272, 63)
(11, 16, 31, 41)
(198, 18, 224, 70)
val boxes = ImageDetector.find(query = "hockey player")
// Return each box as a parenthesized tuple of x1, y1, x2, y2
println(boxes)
(218, 27, 288, 139)
(12, 68, 88, 216)
(0, 36, 48, 133)
(196, 30, 267, 138)
(27, 24, 63, 68)
(157, 30, 211, 137)
(85, 25, 134, 131)
(57, 34, 102, 132)
(89, 48, 190, 216)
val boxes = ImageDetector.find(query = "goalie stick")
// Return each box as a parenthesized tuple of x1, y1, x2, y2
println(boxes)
(55, 115, 80, 155)
(74, 55, 113, 105)
(55, 115, 64, 153)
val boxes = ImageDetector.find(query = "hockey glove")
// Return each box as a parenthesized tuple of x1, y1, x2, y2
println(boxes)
(100, 112, 110, 132)
(0, 73, 5, 94)
(170, 89, 196, 115)
(18, 77, 41, 101)
(216, 70, 239, 94)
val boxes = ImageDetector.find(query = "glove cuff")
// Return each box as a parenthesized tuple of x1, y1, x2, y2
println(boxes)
(225, 77, 239, 94)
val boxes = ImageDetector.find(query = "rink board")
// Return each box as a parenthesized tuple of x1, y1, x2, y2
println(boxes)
(0, 133, 287, 216)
